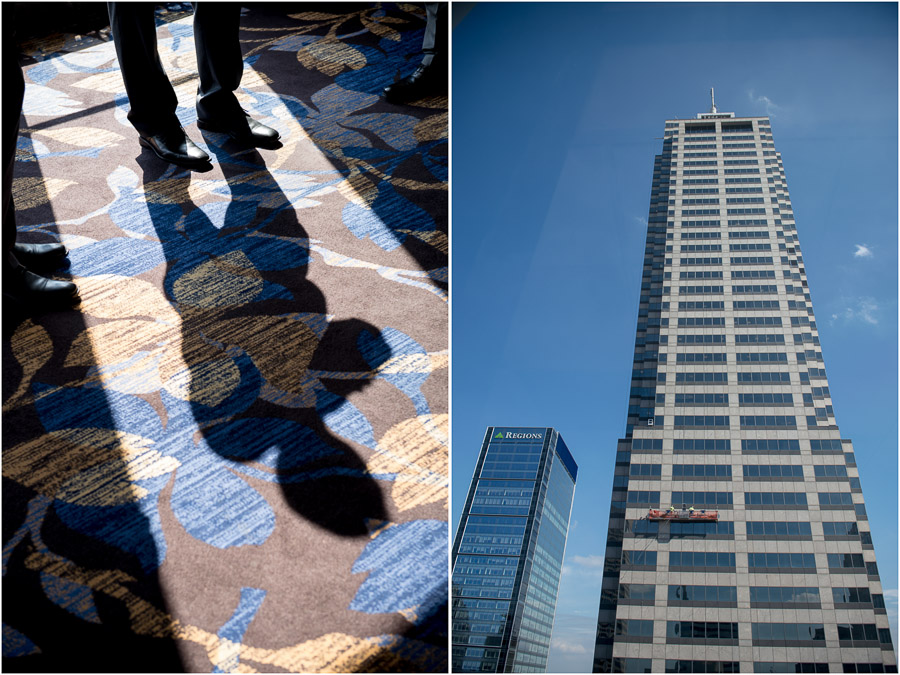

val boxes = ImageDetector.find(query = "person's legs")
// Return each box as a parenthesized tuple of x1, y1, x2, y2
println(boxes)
(107, 2, 211, 169)
(383, 3, 447, 104)
(2, 23, 25, 271)
(192, 2, 244, 124)
(3, 31, 78, 309)
(107, 2, 180, 135)
(192, 2, 280, 146)
(421, 3, 447, 68)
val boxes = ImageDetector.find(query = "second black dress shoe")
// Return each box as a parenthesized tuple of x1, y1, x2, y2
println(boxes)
(3, 265, 79, 312)
(383, 61, 445, 103)
(12, 242, 68, 272)
(197, 114, 281, 148)
(139, 127, 211, 170)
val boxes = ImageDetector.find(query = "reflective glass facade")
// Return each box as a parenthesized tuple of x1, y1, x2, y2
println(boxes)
(592, 111, 896, 673)
(452, 427, 577, 673)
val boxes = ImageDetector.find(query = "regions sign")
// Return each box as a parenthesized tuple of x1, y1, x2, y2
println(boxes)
(493, 431, 543, 440)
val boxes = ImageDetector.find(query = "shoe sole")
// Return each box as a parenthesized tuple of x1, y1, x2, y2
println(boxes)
(138, 136, 211, 170)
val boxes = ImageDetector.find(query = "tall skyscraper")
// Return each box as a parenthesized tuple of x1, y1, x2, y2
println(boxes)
(592, 95, 897, 674)
(452, 427, 578, 673)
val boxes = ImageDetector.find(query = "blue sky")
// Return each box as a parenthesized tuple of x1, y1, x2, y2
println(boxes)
(451, 3, 898, 671)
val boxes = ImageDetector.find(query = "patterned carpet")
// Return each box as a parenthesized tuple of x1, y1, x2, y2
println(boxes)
(2, 3, 447, 672)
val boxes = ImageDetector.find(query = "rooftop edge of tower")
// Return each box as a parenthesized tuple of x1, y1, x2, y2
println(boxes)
(664, 115, 770, 124)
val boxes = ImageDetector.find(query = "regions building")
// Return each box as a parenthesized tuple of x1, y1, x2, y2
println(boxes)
(452, 427, 578, 672)
(592, 94, 897, 674)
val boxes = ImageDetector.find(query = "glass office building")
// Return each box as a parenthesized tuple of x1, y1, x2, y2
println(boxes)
(592, 99, 896, 674)
(452, 427, 577, 673)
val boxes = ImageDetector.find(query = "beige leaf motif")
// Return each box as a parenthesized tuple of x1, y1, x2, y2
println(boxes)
(4, 319, 52, 412)
(362, 16, 401, 42)
(4, 429, 157, 498)
(240, 632, 426, 673)
(76, 275, 180, 325)
(12, 177, 76, 210)
(287, 11, 342, 20)
(172, 251, 263, 309)
(413, 113, 448, 143)
(202, 315, 319, 395)
(56, 447, 180, 507)
(65, 319, 178, 371)
(370, 414, 448, 512)
(71, 71, 126, 94)
(297, 37, 367, 76)
(338, 169, 379, 208)
(33, 126, 123, 148)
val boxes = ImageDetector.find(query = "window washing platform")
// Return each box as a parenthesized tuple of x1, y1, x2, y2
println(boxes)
(647, 509, 719, 522)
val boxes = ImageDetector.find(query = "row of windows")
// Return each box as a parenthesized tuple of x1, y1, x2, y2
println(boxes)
(624, 583, 829, 606)
(623, 491, 854, 507)
(667, 415, 808, 428)
(751, 623, 824, 642)
(745, 491, 806, 505)
(746, 521, 811, 536)
(679, 270, 723, 278)
(671, 491, 732, 505)
(669, 621, 739, 639)
(674, 393, 729, 404)
(671, 463, 732, 478)
(739, 393, 794, 405)
(676, 371, 727, 381)
(628, 438, 818, 454)
(732, 269, 776, 278)
(678, 317, 725, 326)
(744, 464, 803, 478)
(670, 551, 736, 567)
(628, 465, 852, 483)
(748, 552, 816, 568)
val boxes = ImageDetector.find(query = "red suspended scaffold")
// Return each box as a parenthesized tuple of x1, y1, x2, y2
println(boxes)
(647, 509, 718, 522)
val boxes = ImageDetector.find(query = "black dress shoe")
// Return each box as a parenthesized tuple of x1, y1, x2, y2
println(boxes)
(139, 127, 211, 170)
(13, 242, 68, 272)
(383, 62, 445, 103)
(3, 266, 79, 312)
(197, 113, 281, 148)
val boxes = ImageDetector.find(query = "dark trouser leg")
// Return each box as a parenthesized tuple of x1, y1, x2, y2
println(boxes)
(107, 2, 180, 136)
(3, 29, 25, 273)
(421, 3, 447, 67)
(192, 2, 244, 123)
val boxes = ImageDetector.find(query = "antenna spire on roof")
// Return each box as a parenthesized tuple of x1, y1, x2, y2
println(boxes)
(710, 87, 717, 113)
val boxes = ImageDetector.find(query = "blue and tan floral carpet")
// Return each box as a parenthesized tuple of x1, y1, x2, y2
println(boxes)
(2, 3, 447, 672)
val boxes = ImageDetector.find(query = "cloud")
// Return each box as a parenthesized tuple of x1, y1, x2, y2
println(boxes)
(550, 638, 587, 654)
(747, 89, 780, 117)
(845, 298, 879, 325)
(854, 243, 873, 258)
(828, 297, 880, 326)
(571, 554, 605, 568)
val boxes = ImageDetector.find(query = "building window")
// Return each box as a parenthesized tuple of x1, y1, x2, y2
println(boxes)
(666, 621, 739, 641)
(751, 623, 826, 645)
(749, 586, 820, 605)
(747, 552, 816, 571)
(666, 661, 739, 673)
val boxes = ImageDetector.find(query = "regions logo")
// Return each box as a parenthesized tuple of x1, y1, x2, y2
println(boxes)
(494, 431, 542, 440)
